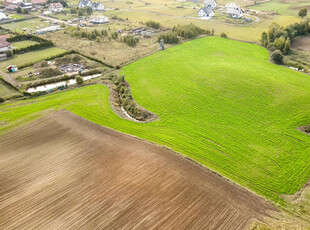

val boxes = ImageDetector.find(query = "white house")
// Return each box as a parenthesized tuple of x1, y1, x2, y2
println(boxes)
(203, 0, 217, 8)
(90, 16, 108, 24)
(0, 12, 7, 20)
(226, 7, 243, 18)
(197, 7, 214, 17)
(49, 2, 63, 12)
(225, 2, 238, 9)
(78, 0, 104, 11)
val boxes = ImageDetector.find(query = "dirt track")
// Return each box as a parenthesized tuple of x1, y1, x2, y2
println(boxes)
(292, 36, 310, 52)
(0, 110, 276, 229)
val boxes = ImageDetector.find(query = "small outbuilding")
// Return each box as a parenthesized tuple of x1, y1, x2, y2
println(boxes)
(203, 0, 217, 8)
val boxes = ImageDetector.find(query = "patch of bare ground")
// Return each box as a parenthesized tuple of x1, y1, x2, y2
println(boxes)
(292, 36, 310, 53)
(298, 124, 310, 135)
(0, 110, 276, 229)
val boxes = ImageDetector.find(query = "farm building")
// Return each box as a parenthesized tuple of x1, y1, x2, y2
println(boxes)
(35, 25, 61, 34)
(21, 2, 33, 9)
(49, 3, 63, 12)
(78, 0, 104, 11)
(203, 0, 217, 8)
(0, 40, 10, 53)
(90, 16, 108, 24)
(226, 7, 243, 18)
(197, 7, 214, 17)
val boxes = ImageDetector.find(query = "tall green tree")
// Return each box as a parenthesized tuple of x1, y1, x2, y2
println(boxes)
(298, 8, 307, 18)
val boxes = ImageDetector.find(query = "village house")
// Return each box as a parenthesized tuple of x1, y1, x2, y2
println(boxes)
(78, 0, 104, 11)
(49, 2, 63, 12)
(0, 12, 8, 20)
(226, 6, 243, 18)
(90, 16, 108, 24)
(203, 0, 217, 8)
(197, 7, 214, 17)
(31, 0, 47, 7)
(0, 40, 11, 53)
(225, 2, 238, 9)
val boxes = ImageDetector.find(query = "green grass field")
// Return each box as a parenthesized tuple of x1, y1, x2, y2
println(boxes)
(0, 47, 67, 71)
(250, 0, 309, 16)
(0, 37, 309, 203)
(11, 40, 39, 49)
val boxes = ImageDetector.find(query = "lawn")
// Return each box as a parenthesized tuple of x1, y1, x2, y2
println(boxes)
(0, 78, 22, 98)
(0, 37, 309, 203)
(0, 47, 67, 71)
(1, 18, 50, 33)
(11, 40, 40, 49)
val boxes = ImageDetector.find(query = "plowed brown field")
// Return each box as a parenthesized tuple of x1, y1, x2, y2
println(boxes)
(0, 110, 275, 229)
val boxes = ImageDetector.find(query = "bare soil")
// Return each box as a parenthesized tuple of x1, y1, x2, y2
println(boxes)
(292, 36, 310, 52)
(0, 110, 276, 229)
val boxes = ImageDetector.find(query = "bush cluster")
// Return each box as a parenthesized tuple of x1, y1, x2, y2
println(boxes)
(66, 27, 108, 41)
(158, 32, 179, 44)
(261, 20, 310, 54)
(121, 35, 139, 47)
(7, 34, 49, 43)
(39, 67, 63, 78)
(146, 20, 161, 29)
(172, 24, 210, 39)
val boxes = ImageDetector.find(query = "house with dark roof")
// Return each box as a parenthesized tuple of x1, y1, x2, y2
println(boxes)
(226, 7, 243, 18)
(78, 0, 104, 11)
(197, 7, 214, 17)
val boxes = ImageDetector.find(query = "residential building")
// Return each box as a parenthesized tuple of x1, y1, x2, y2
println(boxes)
(197, 7, 214, 17)
(226, 7, 243, 18)
(49, 2, 63, 12)
(78, 0, 104, 11)
(203, 0, 217, 8)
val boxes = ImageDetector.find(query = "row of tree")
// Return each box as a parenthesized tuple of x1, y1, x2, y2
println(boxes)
(261, 18, 310, 63)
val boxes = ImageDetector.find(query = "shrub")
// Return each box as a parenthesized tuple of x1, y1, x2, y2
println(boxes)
(146, 20, 161, 29)
(111, 31, 118, 40)
(298, 8, 307, 18)
(121, 35, 139, 47)
(0, 97, 4, 103)
(39, 68, 63, 78)
(172, 24, 207, 39)
(5, 50, 13, 57)
(220, 32, 227, 38)
(158, 32, 179, 44)
(75, 75, 84, 85)
(271, 50, 284, 64)
(70, 8, 77, 14)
